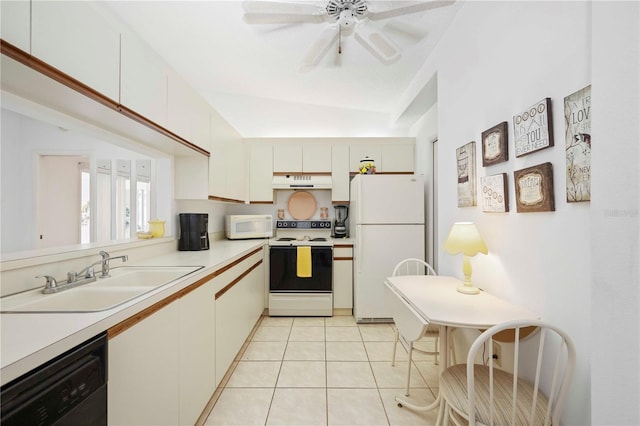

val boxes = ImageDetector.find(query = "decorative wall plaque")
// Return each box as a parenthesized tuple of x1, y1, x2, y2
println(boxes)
(513, 98, 554, 157)
(564, 85, 591, 202)
(481, 173, 509, 212)
(481, 122, 508, 166)
(456, 141, 477, 207)
(514, 162, 555, 212)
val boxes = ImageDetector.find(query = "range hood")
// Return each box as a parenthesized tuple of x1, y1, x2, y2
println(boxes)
(272, 174, 332, 189)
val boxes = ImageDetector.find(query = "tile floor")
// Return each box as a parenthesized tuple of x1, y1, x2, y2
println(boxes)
(204, 315, 441, 426)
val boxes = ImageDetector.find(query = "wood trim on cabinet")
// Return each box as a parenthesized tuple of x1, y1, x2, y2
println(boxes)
(249, 201, 274, 205)
(108, 246, 264, 339)
(118, 105, 209, 157)
(208, 195, 245, 204)
(1, 39, 209, 157)
(333, 244, 353, 248)
(273, 172, 331, 176)
(333, 257, 353, 261)
(215, 260, 262, 300)
(349, 172, 414, 176)
(1, 39, 118, 111)
(332, 201, 350, 205)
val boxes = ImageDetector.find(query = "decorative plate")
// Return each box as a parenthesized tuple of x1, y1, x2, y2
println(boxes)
(287, 191, 317, 220)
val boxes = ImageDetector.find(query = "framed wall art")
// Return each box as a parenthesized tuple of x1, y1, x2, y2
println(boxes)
(564, 85, 591, 202)
(456, 141, 477, 207)
(513, 162, 555, 213)
(513, 98, 554, 157)
(481, 122, 508, 166)
(481, 173, 509, 212)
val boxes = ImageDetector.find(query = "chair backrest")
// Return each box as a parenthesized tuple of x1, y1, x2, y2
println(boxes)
(392, 258, 436, 277)
(465, 319, 576, 426)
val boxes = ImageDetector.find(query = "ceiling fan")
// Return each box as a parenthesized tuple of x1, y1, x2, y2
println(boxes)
(242, 0, 455, 72)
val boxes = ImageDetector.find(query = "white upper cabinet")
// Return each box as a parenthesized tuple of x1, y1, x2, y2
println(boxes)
(380, 143, 414, 172)
(167, 70, 211, 150)
(248, 142, 274, 202)
(331, 144, 350, 202)
(303, 144, 332, 172)
(350, 141, 414, 173)
(120, 31, 168, 127)
(349, 144, 382, 173)
(273, 144, 302, 173)
(31, 1, 120, 101)
(273, 143, 331, 173)
(1, 0, 30, 53)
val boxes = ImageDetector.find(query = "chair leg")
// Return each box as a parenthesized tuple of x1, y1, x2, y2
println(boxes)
(405, 341, 413, 397)
(435, 398, 445, 426)
(434, 335, 439, 365)
(392, 329, 399, 367)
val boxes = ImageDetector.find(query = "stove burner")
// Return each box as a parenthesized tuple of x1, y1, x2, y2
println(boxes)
(277, 237, 296, 241)
(310, 238, 327, 242)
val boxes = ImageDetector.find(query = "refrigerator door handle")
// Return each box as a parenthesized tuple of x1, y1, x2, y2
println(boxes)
(356, 225, 362, 274)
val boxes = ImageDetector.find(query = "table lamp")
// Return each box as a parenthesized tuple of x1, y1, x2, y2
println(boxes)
(443, 222, 488, 295)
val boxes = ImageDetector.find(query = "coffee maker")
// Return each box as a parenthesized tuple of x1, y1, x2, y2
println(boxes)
(332, 205, 349, 238)
(178, 213, 210, 251)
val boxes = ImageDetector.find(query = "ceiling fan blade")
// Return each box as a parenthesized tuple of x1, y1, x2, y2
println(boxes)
(367, 0, 455, 21)
(354, 21, 401, 64)
(242, 1, 326, 15)
(300, 25, 339, 72)
(244, 12, 326, 24)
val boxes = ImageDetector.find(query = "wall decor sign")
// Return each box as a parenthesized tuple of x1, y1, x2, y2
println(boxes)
(481, 173, 509, 212)
(564, 85, 591, 202)
(513, 98, 554, 157)
(456, 141, 477, 207)
(481, 122, 509, 166)
(514, 162, 555, 212)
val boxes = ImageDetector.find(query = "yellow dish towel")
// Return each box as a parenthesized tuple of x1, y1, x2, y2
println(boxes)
(296, 246, 312, 278)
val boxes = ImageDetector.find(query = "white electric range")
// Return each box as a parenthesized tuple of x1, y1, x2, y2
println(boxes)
(268, 220, 333, 316)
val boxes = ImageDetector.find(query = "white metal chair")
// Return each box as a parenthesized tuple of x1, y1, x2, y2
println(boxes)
(438, 319, 576, 426)
(390, 258, 439, 397)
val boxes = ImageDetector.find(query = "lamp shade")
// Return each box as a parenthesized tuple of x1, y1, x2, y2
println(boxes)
(443, 222, 488, 256)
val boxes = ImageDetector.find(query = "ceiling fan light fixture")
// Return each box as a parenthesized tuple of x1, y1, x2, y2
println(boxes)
(326, 0, 368, 21)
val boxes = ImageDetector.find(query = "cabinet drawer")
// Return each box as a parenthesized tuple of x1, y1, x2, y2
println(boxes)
(333, 246, 353, 259)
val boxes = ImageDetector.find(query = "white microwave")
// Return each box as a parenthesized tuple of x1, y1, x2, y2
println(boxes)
(225, 215, 273, 240)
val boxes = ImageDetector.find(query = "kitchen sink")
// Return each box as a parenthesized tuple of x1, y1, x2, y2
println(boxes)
(0, 266, 204, 313)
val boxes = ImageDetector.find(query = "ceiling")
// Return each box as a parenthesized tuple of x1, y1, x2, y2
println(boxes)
(102, 1, 460, 138)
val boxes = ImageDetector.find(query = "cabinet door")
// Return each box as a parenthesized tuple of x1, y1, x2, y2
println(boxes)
(333, 246, 353, 309)
(121, 32, 168, 127)
(1, 0, 30, 53)
(381, 144, 414, 173)
(303, 144, 332, 172)
(331, 145, 350, 202)
(215, 259, 265, 386)
(350, 144, 382, 173)
(273, 144, 302, 173)
(179, 280, 216, 425)
(108, 302, 180, 426)
(167, 71, 211, 151)
(175, 155, 209, 200)
(249, 143, 274, 202)
(31, 1, 120, 101)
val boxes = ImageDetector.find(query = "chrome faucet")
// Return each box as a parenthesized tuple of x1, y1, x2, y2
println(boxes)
(68, 250, 128, 282)
(37, 251, 129, 294)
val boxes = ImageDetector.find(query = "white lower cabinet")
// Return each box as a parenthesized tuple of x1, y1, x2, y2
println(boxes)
(108, 248, 265, 425)
(215, 260, 265, 386)
(179, 280, 216, 425)
(333, 245, 353, 310)
(108, 301, 181, 426)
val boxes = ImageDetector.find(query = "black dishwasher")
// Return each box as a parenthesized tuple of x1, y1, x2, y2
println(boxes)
(1, 332, 107, 426)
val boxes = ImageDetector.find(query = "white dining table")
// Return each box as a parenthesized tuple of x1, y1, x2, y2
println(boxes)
(384, 275, 540, 413)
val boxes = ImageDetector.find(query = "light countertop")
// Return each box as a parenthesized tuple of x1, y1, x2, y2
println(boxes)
(1, 239, 265, 386)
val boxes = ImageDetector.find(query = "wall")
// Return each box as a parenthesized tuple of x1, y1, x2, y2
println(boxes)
(411, 2, 595, 424)
(590, 2, 639, 424)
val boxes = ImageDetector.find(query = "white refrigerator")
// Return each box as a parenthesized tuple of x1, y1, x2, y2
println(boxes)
(350, 174, 425, 322)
